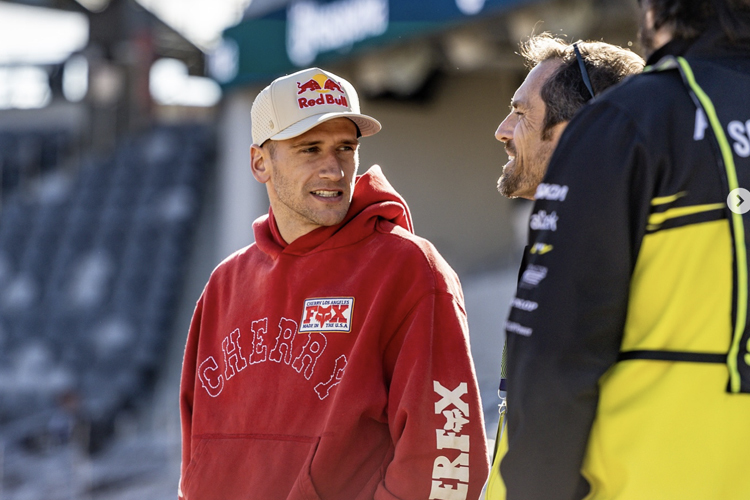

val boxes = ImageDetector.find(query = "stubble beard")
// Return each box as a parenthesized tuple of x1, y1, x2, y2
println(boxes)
(273, 172, 352, 229)
(498, 140, 555, 199)
(498, 140, 524, 198)
(498, 156, 542, 199)
(498, 159, 523, 198)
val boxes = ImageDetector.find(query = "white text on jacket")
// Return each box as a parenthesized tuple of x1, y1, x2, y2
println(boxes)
(535, 183, 568, 201)
(430, 381, 471, 500)
(197, 317, 346, 401)
(529, 210, 559, 231)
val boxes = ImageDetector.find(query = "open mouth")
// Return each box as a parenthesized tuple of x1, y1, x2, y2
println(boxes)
(311, 190, 343, 199)
(505, 140, 516, 160)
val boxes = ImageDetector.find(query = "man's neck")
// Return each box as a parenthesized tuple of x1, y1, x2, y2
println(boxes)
(268, 207, 317, 246)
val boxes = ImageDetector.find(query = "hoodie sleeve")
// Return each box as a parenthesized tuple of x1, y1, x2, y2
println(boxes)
(178, 295, 203, 499)
(378, 286, 490, 500)
(499, 101, 650, 499)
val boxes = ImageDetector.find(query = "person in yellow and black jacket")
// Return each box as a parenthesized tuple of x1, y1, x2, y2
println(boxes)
(497, 1, 750, 499)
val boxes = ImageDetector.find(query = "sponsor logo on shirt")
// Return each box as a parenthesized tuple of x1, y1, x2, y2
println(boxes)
(506, 321, 533, 337)
(535, 183, 569, 201)
(702, 114, 750, 154)
(520, 264, 547, 289)
(511, 297, 538, 312)
(430, 380, 471, 500)
(529, 210, 558, 231)
(728, 118, 750, 157)
(300, 297, 354, 333)
(530, 242, 553, 255)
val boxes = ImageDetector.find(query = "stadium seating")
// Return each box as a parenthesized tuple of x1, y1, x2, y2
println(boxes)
(0, 125, 213, 452)
(0, 130, 72, 199)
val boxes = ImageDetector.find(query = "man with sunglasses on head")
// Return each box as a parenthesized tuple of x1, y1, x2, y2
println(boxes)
(486, 34, 643, 497)
(495, 1, 750, 500)
(494, 34, 644, 200)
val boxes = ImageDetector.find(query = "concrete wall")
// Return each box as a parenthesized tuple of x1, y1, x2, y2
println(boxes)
(214, 87, 269, 263)
(356, 70, 523, 275)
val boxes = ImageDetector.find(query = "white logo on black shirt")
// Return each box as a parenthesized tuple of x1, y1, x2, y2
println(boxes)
(506, 321, 533, 337)
(535, 183, 569, 201)
(728, 119, 750, 157)
(529, 210, 558, 231)
(511, 297, 538, 312)
(520, 265, 547, 289)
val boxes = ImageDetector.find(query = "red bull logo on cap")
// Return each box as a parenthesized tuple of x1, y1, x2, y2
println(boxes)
(296, 73, 348, 109)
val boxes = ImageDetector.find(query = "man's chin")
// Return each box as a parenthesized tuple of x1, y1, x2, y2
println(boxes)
(314, 207, 350, 228)
(498, 175, 519, 198)
(498, 163, 514, 192)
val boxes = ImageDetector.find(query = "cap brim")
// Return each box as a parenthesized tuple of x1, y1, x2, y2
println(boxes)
(269, 112, 381, 142)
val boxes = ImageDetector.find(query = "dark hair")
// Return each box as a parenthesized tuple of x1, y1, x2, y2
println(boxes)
(520, 34, 645, 140)
(647, 0, 750, 42)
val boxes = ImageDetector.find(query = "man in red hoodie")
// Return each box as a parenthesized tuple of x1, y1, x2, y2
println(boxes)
(178, 67, 489, 500)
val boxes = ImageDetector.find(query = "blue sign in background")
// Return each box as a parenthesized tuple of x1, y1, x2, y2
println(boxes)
(219, 0, 538, 88)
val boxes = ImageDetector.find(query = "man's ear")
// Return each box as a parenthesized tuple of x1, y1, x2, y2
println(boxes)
(250, 144, 271, 184)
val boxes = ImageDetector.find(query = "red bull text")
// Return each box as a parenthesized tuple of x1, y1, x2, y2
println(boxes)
(296, 75, 348, 109)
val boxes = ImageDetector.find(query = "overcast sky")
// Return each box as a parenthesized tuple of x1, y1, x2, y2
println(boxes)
(137, 0, 253, 49)
(0, 0, 259, 64)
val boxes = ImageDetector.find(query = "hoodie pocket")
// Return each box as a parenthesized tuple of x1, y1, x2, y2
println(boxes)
(181, 434, 320, 500)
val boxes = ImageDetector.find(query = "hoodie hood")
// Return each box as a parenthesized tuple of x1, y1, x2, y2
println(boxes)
(253, 165, 414, 259)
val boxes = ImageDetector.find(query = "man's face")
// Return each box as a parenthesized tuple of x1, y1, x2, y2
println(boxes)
(251, 118, 360, 243)
(495, 59, 566, 200)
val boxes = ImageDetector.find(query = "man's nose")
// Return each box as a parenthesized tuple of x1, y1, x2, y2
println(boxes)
(318, 150, 345, 180)
(495, 114, 515, 143)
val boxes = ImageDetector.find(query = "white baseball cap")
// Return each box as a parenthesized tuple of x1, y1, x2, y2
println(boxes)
(251, 67, 382, 146)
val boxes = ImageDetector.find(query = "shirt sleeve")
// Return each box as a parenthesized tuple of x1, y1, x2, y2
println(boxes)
(500, 101, 652, 500)
(178, 296, 203, 500)
(378, 290, 490, 500)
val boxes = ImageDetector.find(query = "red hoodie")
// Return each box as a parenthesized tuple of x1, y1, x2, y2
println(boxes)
(179, 166, 489, 500)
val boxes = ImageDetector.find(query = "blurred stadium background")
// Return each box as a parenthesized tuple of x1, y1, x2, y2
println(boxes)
(0, 0, 638, 497)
